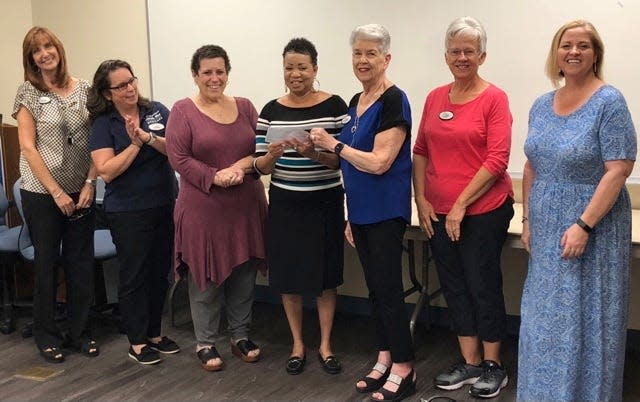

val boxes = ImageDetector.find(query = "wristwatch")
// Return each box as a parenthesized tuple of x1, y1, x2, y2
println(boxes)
(576, 217, 593, 233)
(147, 132, 158, 145)
(85, 179, 97, 186)
(334, 142, 345, 156)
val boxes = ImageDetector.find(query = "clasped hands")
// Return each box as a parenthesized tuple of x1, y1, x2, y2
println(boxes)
(214, 166, 245, 188)
(53, 181, 94, 217)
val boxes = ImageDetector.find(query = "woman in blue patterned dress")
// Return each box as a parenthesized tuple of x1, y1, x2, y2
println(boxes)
(518, 20, 636, 402)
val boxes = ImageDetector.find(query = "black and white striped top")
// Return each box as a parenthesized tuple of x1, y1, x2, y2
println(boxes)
(255, 95, 348, 192)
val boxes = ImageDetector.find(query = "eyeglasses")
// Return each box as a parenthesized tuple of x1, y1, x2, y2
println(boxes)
(446, 49, 479, 58)
(67, 207, 92, 221)
(109, 76, 137, 92)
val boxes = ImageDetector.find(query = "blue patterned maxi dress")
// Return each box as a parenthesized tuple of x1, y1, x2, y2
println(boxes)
(517, 85, 637, 402)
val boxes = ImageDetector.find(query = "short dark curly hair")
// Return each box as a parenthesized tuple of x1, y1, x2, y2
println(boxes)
(190, 44, 231, 74)
(282, 37, 318, 66)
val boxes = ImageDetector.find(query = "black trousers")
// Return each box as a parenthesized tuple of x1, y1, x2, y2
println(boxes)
(21, 189, 95, 349)
(430, 199, 514, 342)
(108, 204, 173, 345)
(351, 218, 414, 363)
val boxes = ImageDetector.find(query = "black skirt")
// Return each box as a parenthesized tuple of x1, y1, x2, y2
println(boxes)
(267, 185, 345, 295)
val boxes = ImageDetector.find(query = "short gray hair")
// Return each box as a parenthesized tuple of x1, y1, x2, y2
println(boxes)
(444, 16, 487, 54)
(349, 24, 391, 55)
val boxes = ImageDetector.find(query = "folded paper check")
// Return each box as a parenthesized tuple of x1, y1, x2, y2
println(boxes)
(265, 127, 310, 143)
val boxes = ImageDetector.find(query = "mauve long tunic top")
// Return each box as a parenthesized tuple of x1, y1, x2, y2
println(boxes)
(166, 97, 267, 290)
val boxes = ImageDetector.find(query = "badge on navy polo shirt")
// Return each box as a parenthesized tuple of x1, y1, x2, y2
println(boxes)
(149, 123, 164, 131)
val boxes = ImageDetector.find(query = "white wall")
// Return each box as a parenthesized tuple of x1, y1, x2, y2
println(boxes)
(147, 0, 640, 180)
(30, 0, 152, 98)
(0, 0, 33, 125)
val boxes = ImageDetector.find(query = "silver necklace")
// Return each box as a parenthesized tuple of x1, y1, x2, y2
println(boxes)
(351, 115, 360, 133)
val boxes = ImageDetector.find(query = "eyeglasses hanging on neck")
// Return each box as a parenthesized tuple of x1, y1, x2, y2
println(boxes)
(55, 98, 74, 145)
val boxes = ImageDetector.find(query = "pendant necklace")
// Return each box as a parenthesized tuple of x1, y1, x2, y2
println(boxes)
(351, 115, 360, 133)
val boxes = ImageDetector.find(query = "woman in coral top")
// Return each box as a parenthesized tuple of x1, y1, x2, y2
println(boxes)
(412, 16, 514, 399)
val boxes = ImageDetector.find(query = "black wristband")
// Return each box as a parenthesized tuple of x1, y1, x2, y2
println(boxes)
(576, 217, 592, 233)
(334, 142, 345, 156)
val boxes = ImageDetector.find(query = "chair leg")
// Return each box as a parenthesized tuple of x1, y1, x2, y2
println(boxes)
(21, 321, 33, 338)
(1, 260, 16, 334)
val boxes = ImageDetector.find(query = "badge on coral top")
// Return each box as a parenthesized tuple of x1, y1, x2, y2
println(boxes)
(439, 111, 454, 120)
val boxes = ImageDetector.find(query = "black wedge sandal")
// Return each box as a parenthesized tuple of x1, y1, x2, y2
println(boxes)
(197, 346, 223, 371)
(231, 339, 260, 363)
(370, 369, 416, 402)
(356, 362, 391, 393)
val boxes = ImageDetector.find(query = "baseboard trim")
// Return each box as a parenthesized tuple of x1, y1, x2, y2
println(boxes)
(255, 284, 640, 350)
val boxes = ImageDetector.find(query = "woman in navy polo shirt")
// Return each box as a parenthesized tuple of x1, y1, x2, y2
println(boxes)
(87, 60, 179, 365)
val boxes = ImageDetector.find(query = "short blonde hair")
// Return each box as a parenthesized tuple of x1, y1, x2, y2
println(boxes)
(545, 20, 604, 88)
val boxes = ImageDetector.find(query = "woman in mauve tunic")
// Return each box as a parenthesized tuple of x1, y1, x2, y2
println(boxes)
(166, 44, 267, 372)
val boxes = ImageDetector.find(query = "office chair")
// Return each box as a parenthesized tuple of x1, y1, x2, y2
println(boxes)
(0, 185, 21, 334)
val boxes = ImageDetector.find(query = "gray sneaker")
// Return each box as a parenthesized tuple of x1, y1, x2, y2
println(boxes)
(469, 360, 508, 398)
(434, 361, 484, 390)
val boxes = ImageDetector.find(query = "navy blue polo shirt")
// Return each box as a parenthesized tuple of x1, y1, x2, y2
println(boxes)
(89, 101, 177, 213)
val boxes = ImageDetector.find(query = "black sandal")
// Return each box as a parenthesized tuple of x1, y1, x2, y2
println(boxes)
(231, 339, 260, 363)
(197, 346, 223, 371)
(40, 346, 65, 363)
(73, 339, 99, 357)
(370, 369, 416, 402)
(285, 354, 306, 375)
(356, 362, 390, 393)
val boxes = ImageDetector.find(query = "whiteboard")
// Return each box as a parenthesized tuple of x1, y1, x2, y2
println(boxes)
(147, 0, 640, 181)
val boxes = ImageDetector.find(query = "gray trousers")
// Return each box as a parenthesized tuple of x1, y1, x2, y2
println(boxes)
(188, 260, 257, 346)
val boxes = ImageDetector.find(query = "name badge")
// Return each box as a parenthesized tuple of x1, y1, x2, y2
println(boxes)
(149, 123, 165, 131)
(439, 111, 454, 120)
(341, 115, 351, 124)
(38, 96, 51, 104)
